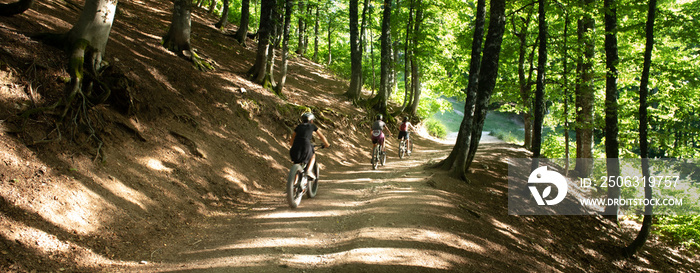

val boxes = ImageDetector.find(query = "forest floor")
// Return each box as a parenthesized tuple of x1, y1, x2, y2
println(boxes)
(0, 0, 699, 272)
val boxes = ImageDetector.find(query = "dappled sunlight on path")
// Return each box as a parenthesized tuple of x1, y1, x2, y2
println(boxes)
(125, 138, 536, 272)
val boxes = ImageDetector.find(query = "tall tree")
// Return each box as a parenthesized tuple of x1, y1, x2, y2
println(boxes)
(623, 0, 657, 258)
(408, 0, 423, 116)
(464, 0, 507, 170)
(215, 0, 230, 29)
(0, 0, 35, 16)
(248, 0, 276, 86)
(373, 0, 393, 115)
(531, 0, 548, 171)
(163, 0, 212, 71)
(59, 0, 119, 118)
(346, 0, 363, 102)
(275, 0, 294, 94)
(513, 10, 535, 150)
(398, 0, 415, 114)
(574, 0, 595, 177)
(603, 0, 621, 221)
(208, 0, 216, 13)
(296, 0, 308, 55)
(235, 0, 251, 46)
(313, 3, 320, 62)
(436, 0, 486, 179)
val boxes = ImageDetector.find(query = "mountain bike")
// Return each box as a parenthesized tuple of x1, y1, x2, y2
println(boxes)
(371, 143, 386, 170)
(286, 146, 322, 208)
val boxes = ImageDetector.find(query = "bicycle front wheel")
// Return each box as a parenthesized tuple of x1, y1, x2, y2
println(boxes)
(380, 145, 386, 166)
(372, 145, 380, 170)
(307, 162, 319, 198)
(286, 164, 304, 208)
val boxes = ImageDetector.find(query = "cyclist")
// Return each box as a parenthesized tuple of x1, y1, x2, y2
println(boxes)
(371, 114, 392, 159)
(398, 117, 416, 154)
(289, 112, 330, 181)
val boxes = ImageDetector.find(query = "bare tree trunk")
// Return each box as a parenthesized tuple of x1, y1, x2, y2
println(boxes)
(313, 3, 320, 62)
(513, 9, 534, 150)
(463, 0, 506, 171)
(408, 0, 423, 117)
(373, 0, 393, 115)
(60, 0, 118, 118)
(346, 0, 363, 101)
(574, 0, 595, 177)
(530, 0, 548, 171)
(163, 0, 193, 55)
(623, 0, 657, 258)
(603, 0, 621, 221)
(215, 0, 230, 29)
(248, 0, 275, 85)
(436, 0, 484, 175)
(0, 0, 36, 16)
(296, 0, 307, 55)
(326, 11, 333, 66)
(275, 0, 294, 94)
(398, 0, 414, 113)
(208, 0, 216, 13)
(235, 0, 250, 46)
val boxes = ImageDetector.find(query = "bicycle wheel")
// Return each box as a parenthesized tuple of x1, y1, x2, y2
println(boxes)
(286, 164, 304, 208)
(372, 145, 379, 170)
(399, 140, 405, 159)
(380, 145, 386, 166)
(306, 162, 319, 198)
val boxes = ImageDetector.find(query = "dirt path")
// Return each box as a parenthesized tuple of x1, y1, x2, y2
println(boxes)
(117, 137, 514, 272)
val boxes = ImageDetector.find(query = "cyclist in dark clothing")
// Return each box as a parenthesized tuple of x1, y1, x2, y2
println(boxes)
(289, 112, 330, 180)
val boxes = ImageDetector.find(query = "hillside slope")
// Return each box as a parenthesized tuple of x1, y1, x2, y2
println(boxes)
(0, 0, 370, 271)
(0, 0, 698, 272)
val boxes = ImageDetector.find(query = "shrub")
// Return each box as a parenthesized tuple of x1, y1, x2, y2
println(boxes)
(425, 119, 447, 139)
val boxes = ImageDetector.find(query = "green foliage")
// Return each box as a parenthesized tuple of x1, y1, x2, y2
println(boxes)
(425, 118, 447, 138)
(656, 215, 700, 250)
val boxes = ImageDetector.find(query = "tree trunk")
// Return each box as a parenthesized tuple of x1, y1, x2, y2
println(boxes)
(0, 0, 35, 16)
(603, 0, 621, 221)
(235, 0, 250, 46)
(623, 0, 657, 258)
(208, 0, 216, 13)
(275, 0, 294, 95)
(399, 0, 414, 113)
(163, 0, 193, 56)
(574, 0, 595, 177)
(514, 10, 534, 150)
(436, 0, 484, 175)
(61, 0, 118, 117)
(215, 0, 230, 29)
(562, 11, 571, 175)
(531, 0, 548, 171)
(327, 11, 333, 66)
(265, 2, 282, 90)
(296, 0, 307, 55)
(463, 0, 506, 171)
(313, 3, 320, 62)
(373, 0, 393, 115)
(248, 0, 275, 85)
(346, 0, 363, 101)
(408, 0, 423, 117)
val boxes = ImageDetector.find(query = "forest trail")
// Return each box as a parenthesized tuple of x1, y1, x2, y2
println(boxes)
(119, 137, 544, 272)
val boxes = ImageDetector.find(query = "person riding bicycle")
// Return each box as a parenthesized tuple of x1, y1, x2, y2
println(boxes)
(371, 114, 392, 158)
(289, 112, 330, 181)
(398, 117, 416, 154)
